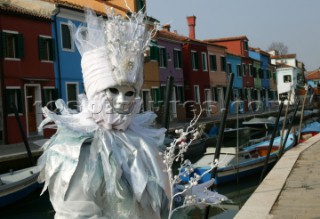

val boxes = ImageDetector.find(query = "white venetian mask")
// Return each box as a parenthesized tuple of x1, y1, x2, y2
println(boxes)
(105, 85, 136, 114)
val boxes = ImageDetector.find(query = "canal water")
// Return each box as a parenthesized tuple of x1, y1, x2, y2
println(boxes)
(0, 129, 271, 219)
(0, 174, 261, 219)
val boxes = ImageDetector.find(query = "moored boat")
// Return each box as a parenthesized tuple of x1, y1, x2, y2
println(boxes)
(0, 166, 41, 208)
(184, 133, 296, 185)
(298, 121, 320, 142)
(242, 116, 285, 130)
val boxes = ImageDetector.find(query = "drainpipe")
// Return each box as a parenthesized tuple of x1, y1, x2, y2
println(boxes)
(52, 7, 62, 98)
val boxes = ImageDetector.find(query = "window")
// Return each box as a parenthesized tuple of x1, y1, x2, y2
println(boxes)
(242, 64, 247, 76)
(173, 49, 182, 68)
(220, 56, 226, 71)
(43, 88, 58, 111)
(253, 67, 257, 77)
(61, 23, 73, 50)
(176, 86, 185, 103)
(151, 87, 160, 107)
(233, 89, 239, 99)
(227, 63, 232, 73)
(283, 75, 292, 83)
(237, 64, 242, 77)
(1, 31, 24, 59)
(202, 52, 208, 71)
(66, 83, 78, 110)
(191, 51, 199, 70)
(38, 36, 55, 61)
(209, 54, 217, 71)
(136, 0, 145, 12)
(194, 85, 200, 103)
(212, 87, 217, 101)
(150, 42, 159, 61)
(259, 69, 264, 78)
(266, 70, 271, 79)
(249, 64, 253, 76)
(159, 47, 167, 67)
(5, 88, 24, 114)
(244, 41, 248, 51)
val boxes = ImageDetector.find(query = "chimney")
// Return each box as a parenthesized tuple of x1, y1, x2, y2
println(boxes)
(162, 24, 171, 32)
(186, 15, 196, 39)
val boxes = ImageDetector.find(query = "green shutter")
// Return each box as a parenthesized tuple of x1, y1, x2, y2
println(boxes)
(164, 49, 167, 66)
(150, 46, 159, 61)
(1, 32, 6, 57)
(5, 89, 13, 114)
(173, 50, 177, 68)
(180, 86, 185, 102)
(38, 37, 44, 60)
(50, 39, 55, 61)
(17, 33, 24, 58)
(17, 89, 24, 113)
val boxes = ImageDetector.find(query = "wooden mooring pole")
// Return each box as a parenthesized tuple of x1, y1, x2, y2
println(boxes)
(205, 73, 234, 219)
(278, 100, 300, 158)
(11, 103, 35, 166)
(162, 76, 174, 131)
(259, 98, 284, 183)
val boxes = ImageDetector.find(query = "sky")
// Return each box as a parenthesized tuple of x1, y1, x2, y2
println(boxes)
(146, 0, 320, 71)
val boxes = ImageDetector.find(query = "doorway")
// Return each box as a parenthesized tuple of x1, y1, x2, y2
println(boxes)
(25, 84, 41, 137)
(142, 90, 150, 112)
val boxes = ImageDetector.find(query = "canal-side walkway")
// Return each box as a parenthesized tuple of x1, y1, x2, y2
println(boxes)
(235, 133, 320, 219)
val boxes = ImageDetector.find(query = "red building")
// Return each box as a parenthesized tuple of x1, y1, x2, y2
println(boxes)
(0, 1, 56, 144)
(182, 16, 211, 117)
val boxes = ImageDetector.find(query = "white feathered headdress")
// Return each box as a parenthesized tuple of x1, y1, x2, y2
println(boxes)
(73, 8, 155, 100)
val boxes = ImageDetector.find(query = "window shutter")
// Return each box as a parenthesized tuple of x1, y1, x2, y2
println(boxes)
(163, 48, 167, 67)
(50, 39, 55, 61)
(213, 87, 218, 101)
(194, 52, 199, 69)
(17, 89, 24, 113)
(38, 37, 44, 60)
(17, 33, 24, 58)
(181, 87, 185, 102)
(1, 32, 6, 57)
(53, 88, 59, 100)
(5, 89, 13, 114)
(155, 47, 159, 61)
(223, 87, 227, 101)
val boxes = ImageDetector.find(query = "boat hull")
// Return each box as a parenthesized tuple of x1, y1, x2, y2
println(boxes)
(0, 167, 40, 208)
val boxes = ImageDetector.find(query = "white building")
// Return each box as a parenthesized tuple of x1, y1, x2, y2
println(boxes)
(276, 64, 297, 104)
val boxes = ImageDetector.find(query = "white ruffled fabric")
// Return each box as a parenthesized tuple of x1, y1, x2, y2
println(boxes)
(38, 95, 170, 219)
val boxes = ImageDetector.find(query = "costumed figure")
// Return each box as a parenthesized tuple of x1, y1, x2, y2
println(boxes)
(37, 8, 170, 219)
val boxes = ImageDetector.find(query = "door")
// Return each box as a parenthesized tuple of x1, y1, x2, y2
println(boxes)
(204, 89, 211, 116)
(217, 87, 224, 110)
(171, 88, 177, 118)
(142, 90, 150, 111)
(26, 86, 37, 133)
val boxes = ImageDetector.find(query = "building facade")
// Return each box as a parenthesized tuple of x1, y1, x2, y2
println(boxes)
(0, 1, 55, 143)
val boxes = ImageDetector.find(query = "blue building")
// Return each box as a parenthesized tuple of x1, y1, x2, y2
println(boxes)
(249, 48, 271, 105)
(227, 52, 244, 113)
(51, 7, 85, 109)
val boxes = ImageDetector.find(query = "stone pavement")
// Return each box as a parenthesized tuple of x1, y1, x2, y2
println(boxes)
(0, 136, 47, 163)
(235, 133, 320, 219)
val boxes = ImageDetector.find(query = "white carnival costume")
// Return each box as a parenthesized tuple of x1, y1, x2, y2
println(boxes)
(37, 9, 170, 219)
